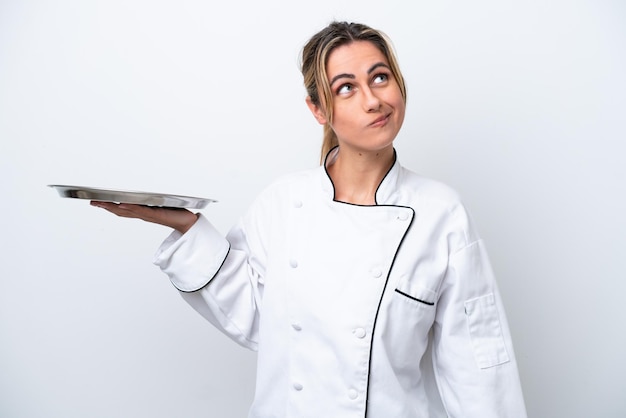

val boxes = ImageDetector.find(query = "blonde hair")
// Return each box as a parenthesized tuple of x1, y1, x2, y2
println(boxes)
(300, 21, 407, 163)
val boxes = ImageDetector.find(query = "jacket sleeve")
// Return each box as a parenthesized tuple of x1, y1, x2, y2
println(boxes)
(152, 214, 265, 351)
(431, 208, 527, 417)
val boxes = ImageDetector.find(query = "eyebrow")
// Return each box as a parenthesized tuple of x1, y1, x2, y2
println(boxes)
(329, 62, 391, 87)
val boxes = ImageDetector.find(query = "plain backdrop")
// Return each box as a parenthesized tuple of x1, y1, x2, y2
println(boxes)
(1, 1, 625, 417)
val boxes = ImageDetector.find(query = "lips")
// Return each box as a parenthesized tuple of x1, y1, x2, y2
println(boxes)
(369, 113, 391, 127)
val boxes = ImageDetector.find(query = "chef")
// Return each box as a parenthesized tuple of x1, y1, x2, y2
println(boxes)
(93, 20, 527, 418)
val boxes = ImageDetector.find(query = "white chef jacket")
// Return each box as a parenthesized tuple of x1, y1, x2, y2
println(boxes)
(153, 148, 527, 418)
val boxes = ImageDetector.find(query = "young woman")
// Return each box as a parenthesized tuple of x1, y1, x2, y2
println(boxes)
(92, 21, 527, 418)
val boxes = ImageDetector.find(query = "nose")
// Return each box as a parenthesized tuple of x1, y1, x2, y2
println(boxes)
(362, 87, 382, 112)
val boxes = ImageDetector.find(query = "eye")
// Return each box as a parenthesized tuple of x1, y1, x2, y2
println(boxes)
(372, 73, 389, 85)
(336, 83, 353, 95)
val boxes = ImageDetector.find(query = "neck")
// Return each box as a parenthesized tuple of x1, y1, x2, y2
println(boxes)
(326, 146, 395, 205)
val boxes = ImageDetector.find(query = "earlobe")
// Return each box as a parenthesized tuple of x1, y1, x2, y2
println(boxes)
(305, 96, 327, 125)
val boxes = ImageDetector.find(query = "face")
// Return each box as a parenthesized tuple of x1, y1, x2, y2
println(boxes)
(307, 41, 405, 154)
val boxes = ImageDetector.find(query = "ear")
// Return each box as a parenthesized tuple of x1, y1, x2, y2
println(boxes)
(306, 96, 327, 125)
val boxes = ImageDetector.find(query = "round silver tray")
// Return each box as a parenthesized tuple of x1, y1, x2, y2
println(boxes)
(48, 185, 216, 209)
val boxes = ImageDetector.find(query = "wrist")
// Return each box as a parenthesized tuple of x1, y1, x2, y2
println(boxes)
(176, 211, 200, 234)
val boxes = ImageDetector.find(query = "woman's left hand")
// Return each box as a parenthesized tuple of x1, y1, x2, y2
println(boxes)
(90, 201, 199, 234)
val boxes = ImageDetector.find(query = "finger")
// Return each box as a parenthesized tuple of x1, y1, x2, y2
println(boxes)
(90, 201, 197, 232)
(90, 201, 149, 218)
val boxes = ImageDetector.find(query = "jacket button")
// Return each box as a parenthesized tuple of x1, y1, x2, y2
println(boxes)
(293, 382, 303, 391)
(293, 199, 303, 208)
(371, 268, 382, 278)
(291, 322, 302, 331)
(397, 211, 409, 221)
(353, 328, 366, 339)
(289, 258, 298, 268)
(348, 389, 358, 400)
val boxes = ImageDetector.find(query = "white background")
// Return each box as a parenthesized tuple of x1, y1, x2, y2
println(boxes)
(1, 0, 625, 417)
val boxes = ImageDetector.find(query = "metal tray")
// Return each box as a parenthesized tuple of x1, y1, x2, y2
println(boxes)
(48, 184, 216, 209)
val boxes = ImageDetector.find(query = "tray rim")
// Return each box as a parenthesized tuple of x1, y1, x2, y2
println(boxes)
(48, 184, 217, 209)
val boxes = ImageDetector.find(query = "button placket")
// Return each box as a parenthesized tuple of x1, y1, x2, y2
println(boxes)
(289, 198, 303, 270)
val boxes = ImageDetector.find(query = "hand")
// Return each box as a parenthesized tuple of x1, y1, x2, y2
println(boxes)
(90, 201, 199, 234)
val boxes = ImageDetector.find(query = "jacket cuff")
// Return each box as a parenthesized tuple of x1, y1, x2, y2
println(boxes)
(153, 214, 230, 292)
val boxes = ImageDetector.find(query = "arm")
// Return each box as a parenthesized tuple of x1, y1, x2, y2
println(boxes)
(431, 208, 527, 417)
(91, 201, 264, 350)
(152, 215, 263, 350)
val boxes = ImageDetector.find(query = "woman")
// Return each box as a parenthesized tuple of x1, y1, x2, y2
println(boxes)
(92, 21, 527, 418)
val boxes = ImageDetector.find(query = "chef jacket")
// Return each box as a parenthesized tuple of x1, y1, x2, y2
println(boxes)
(153, 148, 527, 417)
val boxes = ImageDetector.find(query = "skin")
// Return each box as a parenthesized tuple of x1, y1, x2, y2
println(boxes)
(90, 201, 198, 233)
(306, 41, 405, 205)
(92, 40, 406, 226)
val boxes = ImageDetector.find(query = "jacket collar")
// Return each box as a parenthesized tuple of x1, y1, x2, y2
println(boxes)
(321, 146, 400, 205)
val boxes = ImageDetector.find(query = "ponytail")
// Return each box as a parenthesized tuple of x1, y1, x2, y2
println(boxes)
(320, 125, 338, 164)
